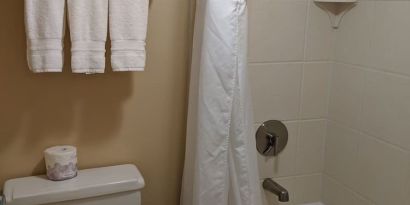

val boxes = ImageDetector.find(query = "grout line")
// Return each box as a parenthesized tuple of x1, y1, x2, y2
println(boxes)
(254, 118, 327, 125)
(298, 116, 329, 121)
(328, 63, 410, 151)
(327, 118, 410, 153)
(283, 118, 327, 123)
(334, 61, 410, 80)
(319, 121, 328, 201)
(323, 174, 377, 205)
(298, 0, 310, 173)
(325, 63, 333, 120)
(295, 64, 307, 180)
(303, 0, 311, 61)
(261, 172, 323, 181)
(356, 63, 367, 144)
(248, 60, 333, 65)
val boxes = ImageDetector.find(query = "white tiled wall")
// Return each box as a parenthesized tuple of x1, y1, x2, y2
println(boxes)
(325, 1, 410, 205)
(249, 0, 308, 62)
(249, 0, 410, 204)
(248, 0, 332, 204)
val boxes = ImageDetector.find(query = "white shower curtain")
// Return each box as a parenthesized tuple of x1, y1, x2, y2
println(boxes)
(181, 0, 263, 205)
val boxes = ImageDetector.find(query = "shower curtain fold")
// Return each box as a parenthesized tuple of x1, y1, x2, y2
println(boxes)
(181, 0, 263, 205)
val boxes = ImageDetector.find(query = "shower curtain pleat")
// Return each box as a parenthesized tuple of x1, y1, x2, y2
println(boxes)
(181, 0, 263, 204)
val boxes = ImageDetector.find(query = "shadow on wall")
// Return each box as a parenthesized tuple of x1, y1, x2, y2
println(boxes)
(0, 2, 132, 153)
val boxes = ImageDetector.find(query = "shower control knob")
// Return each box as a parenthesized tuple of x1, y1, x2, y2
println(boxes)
(262, 133, 278, 155)
(256, 120, 288, 157)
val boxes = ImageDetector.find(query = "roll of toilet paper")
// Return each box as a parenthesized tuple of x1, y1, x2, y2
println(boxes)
(44, 145, 78, 181)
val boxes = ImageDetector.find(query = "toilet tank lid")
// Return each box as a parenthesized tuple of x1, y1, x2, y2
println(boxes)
(3, 164, 145, 205)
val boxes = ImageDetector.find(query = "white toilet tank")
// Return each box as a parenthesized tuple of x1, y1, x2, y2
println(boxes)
(3, 164, 145, 205)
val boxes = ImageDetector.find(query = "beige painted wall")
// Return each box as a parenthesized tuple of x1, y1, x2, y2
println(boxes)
(0, 1, 191, 205)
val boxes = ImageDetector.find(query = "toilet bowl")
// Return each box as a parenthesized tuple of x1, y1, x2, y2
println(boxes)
(2, 164, 145, 205)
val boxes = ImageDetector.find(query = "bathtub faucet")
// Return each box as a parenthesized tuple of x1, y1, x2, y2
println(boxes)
(262, 178, 290, 202)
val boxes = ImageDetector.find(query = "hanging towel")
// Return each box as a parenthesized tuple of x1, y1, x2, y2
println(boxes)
(109, 0, 149, 71)
(68, 0, 109, 73)
(24, 0, 66, 73)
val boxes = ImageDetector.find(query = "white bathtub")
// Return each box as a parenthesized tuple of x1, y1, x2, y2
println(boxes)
(302, 202, 325, 205)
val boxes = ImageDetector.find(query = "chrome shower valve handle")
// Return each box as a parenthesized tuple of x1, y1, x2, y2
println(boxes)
(263, 133, 279, 155)
(256, 120, 288, 157)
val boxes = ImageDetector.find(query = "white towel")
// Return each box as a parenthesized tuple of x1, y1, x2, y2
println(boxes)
(109, 0, 149, 71)
(68, 0, 109, 73)
(24, 0, 66, 73)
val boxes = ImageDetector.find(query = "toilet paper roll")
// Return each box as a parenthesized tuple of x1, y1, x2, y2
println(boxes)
(44, 145, 78, 181)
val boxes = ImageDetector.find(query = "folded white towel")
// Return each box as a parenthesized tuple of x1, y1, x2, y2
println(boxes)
(25, 0, 66, 73)
(68, 0, 109, 73)
(109, 0, 149, 71)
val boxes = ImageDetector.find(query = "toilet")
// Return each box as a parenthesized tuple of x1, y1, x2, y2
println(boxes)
(2, 164, 145, 205)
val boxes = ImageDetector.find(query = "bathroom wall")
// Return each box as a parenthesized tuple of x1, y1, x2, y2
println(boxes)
(248, 0, 334, 204)
(0, 1, 191, 205)
(323, 1, 410, 205)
